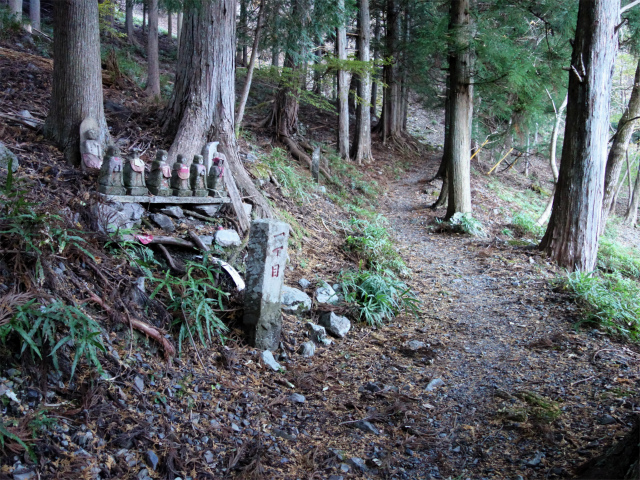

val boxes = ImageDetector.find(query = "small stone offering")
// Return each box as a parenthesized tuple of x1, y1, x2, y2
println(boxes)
(190, 154, 208, 197)
(147, 150, 172, 196)
(97, 145, 125, 195)
(123, 152, 148, 195)
(171, 154, 192, 197)
(79, 118, 103, 173)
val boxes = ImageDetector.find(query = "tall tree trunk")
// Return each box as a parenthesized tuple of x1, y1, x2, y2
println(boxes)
(177, 11, 182, 50)
(162, 0, 272, 230)
(146, 0, 160, 97)
(371, 12, 381, 118)
(539, 0, 619, 272)
(236, 0, 265, 136)
(142, 1, 147, 34)
(168, 11, 172, 39)
(272, 47, 279, 67)
(44, 0, 108, 166)
(624, 160, 640, 225)
(601, 58, 640, 226)
(351, 0, 373, 164)
(432, 76, 452, 208)
(240, 0, 248, 66)
(337, 0, 350, 161)
(30, 0, 39, 30)
(445, 0, 473, 219)
(125, 0, 136, 43)
(9, 0, 21, 21)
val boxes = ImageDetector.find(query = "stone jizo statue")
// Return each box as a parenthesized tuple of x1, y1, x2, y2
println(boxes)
(190, 154, 208, 197)
(171, 154, 192, 197)
(208, 151, 226, 197)
(97, 145, 125, 195)
(123, 152, 148, 196)
(80, 126, 103, 173)
(147, 150, 172, 196)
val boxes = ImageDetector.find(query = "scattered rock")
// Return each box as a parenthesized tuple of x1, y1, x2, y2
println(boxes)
(0, 142, 19, 172)
(328, 476, 344, 480)
(359, 382, 382, 393)
(405, 340, 427, 351)
(354, 420, 380, 435)
(598, 414, 616, 425)
(306, 323, 331, 345)
(92, 201, 144, 233)
(318, 312, 351, 338)
(215, 229, 241, 247)
(194, 205, 221, 216)
(13, 469, 36, 480)
(159, 206, 184, 218)
(150, 213, 175, 233)
(261, 350, 282, 371)
(146, 450, 159, 470)
(289, 393, 306, 403)
(425, 378, 445, 391)
(199, 235, 214, 247)
(316, 284, 339, 305)
(339, 463, 350, 473)
(204, 450, 215, 464)
(281, 286, 312, 313)
(524, 451, 543, 467)
(273, 429, 296, 440)
(298, 278, 310, 289)
(299, 341, 316, 357)
(133, 376, 145, 394)
(347, 457, 367, 472)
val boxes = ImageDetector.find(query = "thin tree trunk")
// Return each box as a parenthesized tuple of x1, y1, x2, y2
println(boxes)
(125, 0, 136, 43)
(272, 47, 279, 67)
(445, 0, 473, 219)
(601, 58, 640, 226)
(44, 0, 108, 166)
(337, 0, 350, 161)
(540, 0, 620, 272)
(142, 1, 147, 34)
(610, 161, 629, 214)
(162, 0, 271, 231)
(146, 0, 160, 97)
(168, 11, 172, 39)
(177, 11, 182, 50)
(351, 0, 373, 164)
(235, 0, 265, 136)
(624, 160, 640, 224)
(371, 12, 381, 118)
(9, 0, 21, 21)
(30, 0, 39, 30)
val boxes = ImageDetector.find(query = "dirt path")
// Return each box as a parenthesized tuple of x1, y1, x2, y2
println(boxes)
(376, 161, 640, 479)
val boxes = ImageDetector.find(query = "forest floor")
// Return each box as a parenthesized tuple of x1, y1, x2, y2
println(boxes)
(1, 22, 640, 480)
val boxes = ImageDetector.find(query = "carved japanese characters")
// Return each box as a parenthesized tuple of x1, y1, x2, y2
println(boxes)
(97, 145, 125, 195)
(171, 154, 192, 197)
(123, 152, 148, 196)
(147, 150, 172, 196)
(190, 154, 208, 197)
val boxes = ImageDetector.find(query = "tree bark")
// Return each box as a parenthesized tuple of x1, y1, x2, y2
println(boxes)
(177, 11, 182, 50)
(142, 1, 147, 34)
(624, 160, 640, 225)
(29, 0, 39, 31)
(336, 0, 350, 161)
(539, 0, 620, 272)
(371, 12, 381, 118)
(125, 0, 136, 44)
(235, 0, 265, 136)
(168, 11, 172, 39)
(44, 0, 108, 166)
(9, 0, 21, 21)
(350, 0, 373, 164)
(601, 58, 640, 225)
(445, 0, 473, 219)
(162, 0, 272, 230)
(146, 0, 161, 97)
(432, 76, 451, 208)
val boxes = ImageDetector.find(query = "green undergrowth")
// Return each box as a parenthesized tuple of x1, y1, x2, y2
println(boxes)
(488, 178, 548, 239)
(436, 212, 487, 238)
(597, 238, 640, 278)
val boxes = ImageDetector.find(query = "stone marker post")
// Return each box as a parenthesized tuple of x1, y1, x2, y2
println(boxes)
(311, 147, 320, 183)
(243, 219, 290, 351)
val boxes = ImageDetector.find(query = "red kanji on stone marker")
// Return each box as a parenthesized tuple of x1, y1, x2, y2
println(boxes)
(273, 247, 283, 257)
(273, 232, 286, 239)
(271, 264, 280, 277)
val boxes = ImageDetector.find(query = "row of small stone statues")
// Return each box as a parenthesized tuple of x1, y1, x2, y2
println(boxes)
(96, 145, 225, 198)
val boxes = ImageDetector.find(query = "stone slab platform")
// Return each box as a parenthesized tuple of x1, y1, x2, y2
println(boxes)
(99, 193, 231, 205)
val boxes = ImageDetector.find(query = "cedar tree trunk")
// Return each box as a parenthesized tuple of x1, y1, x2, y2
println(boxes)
(624, 160, 640, 224)
(146, 0, 161, 97)
(337, 0, 350, 161)
(539, 0, 620, 271)
(371, 12, 381, 118)
(30, 0, 39, 30)
(350, 0, 373, 163)
(445, 0, 473, 218)
(44, 0, 108, 166)
(9, 0, 21, 21)
(125, 0, 136, 44)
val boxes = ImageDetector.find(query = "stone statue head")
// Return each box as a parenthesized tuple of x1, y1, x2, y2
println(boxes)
(176, 154, 186, 165)
(105, 145, 119, 157)
(194, 154, 204, 165)
(85, 128, 98, 141)
(156, 149, 168, 162)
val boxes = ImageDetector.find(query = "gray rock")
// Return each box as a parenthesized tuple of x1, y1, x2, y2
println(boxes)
(354, 420, 380, 435)
(598, 414, 616, 425)
(328, 476, 344, 480)
(425, 378, 444, 391)
(133, 376, 145, 394)
(340, 463, 350, 473)
(524, 451, 543, 467)
(289, 393, 306, 403)
(405, 340, 427, 351)
(298, 278, 310, 289)
(231, 423, 241, 432)
(137, 468, 149, 479)
(347, 457, 367, 472)
(150, 213, 175, 233)
(0, 142, 19, 172)
(306, 323, 331, 345)
(317, 186, 327, 194)
(146, 450, 159, 470)
(281, 286, 312, 313)
(194, 205, 221, 216)
(204, 450, 214, 464)
(215, 229, 241, 247)
(316, 284, 339, 305)
(159, 206, 184, 219)
(199, 235, 214, 247)
(261, 350, 282, 371)
(319, 312, 351, 338)
(93, 201, 144, 233)
(300, 341, 315, 357)
(12, 469, 36, 480)
(273, 429, 296, 440)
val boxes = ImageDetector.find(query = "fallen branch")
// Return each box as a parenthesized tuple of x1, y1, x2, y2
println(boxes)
(122, 234, 196, 249)
(188, 231, 210, 252)
(157, 244, 186, 274)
